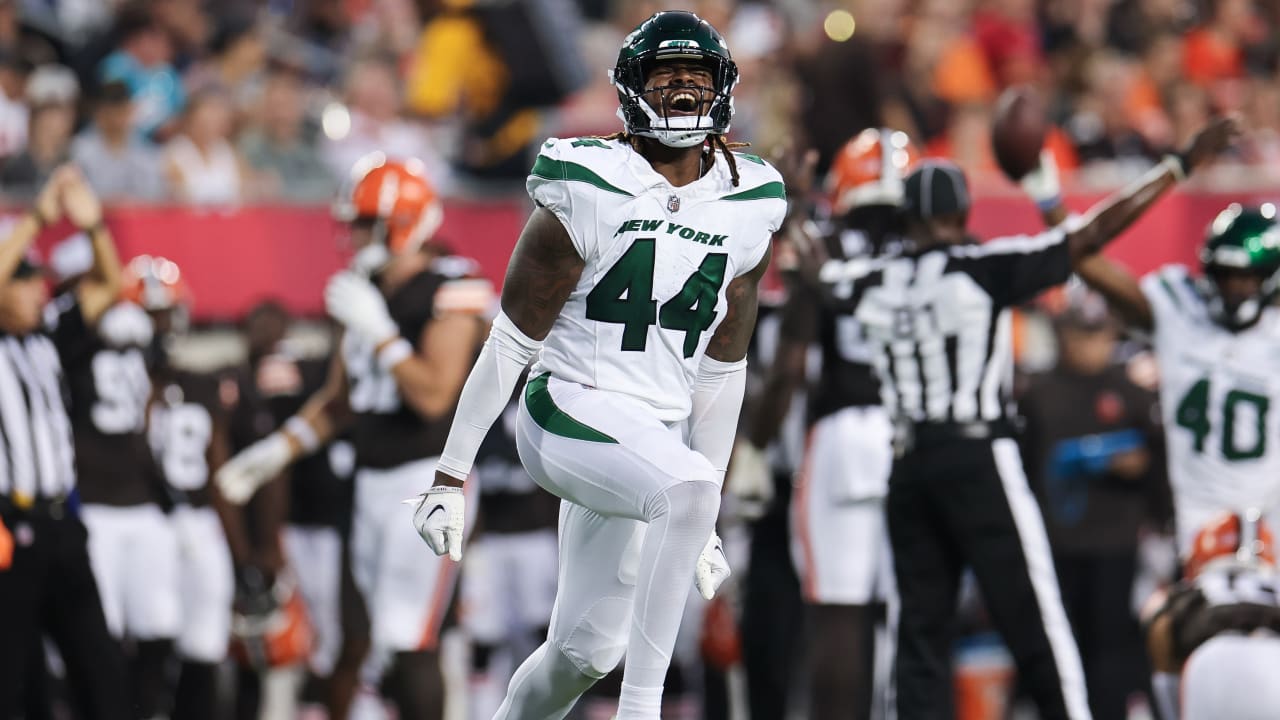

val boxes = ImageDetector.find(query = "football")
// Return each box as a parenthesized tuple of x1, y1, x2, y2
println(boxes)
(992, 85, 1048, 181)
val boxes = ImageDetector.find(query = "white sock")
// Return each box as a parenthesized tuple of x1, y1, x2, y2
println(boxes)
(1152, 671, 1180, 720)
(618, 480, 720, 719)
(616, 682, 663, 720)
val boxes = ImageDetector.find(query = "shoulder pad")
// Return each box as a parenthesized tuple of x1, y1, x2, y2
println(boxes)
(530, 137, 636, 198)
(720, 153, 785, 203)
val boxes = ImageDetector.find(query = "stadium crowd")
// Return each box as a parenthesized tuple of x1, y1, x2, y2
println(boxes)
(0, 1, 1279, 720)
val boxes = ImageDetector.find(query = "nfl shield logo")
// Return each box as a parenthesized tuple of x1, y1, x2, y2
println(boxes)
(667, 195, 680, 213)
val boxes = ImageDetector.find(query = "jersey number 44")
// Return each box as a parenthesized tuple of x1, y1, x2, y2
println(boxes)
(585, 238, 728, 358)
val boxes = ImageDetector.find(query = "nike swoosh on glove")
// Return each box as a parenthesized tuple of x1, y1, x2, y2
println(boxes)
(405, 486, 466, 561)
(215, 433, 290, 505)
(324, 271, 398, 344)
(695, 532, 731, 600)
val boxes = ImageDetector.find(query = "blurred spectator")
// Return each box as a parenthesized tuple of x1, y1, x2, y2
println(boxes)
(1239, 77, 1280, 171)
(239, 67, 336, 202)
(152, 0, 212, 70)
(1, 73, 77, 197)
(348, 0, 420, 61)
(972, 0, 1045, 88)
(287, 0, 351, 85)
(1020, 294, 1163, 720)
(0, 51, 27, 158)
(1106, 0, 1194, 57)
(1065, 52, 1155, 167)
(0, 0, 56, 66)
(793, 11, 893, 174)
(325, 56, 445, 190)
(99, 4, 186, 140)
(1124, 32, 1183, 151)
(1167, 81, 1211, 150)
(71, 80, 164, 201)
(1182, 0, 1246, 83)
(405, 0, 586, 183)
(184, 12, 267, 120)
(163, 89, 248, 205)
(925, 102, 999, 175)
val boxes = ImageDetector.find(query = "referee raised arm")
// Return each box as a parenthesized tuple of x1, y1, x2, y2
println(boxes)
(0, 167, 128, 720)
(809, 117, 1238, 720)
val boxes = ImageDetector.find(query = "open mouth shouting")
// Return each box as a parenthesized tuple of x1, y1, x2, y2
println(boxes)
(664, 87, 703, 116)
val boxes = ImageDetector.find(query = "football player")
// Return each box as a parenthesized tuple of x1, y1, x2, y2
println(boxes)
(407, 12, 781, 719)
(1143, 510, 1280, 719)
(215, 154, 489, 719)
(733, 128, 917, 720)
(126, 255, 241, 720)
(48, 175, 182, 718)
(1077, 204, 1280, 717)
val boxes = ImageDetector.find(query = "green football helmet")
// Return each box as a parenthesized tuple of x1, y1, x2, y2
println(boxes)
(611, 11, 738, 148)
(1198, 204, 1280, 330)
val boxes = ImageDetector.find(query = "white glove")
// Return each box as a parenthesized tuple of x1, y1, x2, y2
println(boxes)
(324, 271, 398, 343)
(215, 433, 291, 505)
(695, 532, 731, 600)
(1019, 149, 1062, 211)
(405, 486, 466, 561)
(725, 440, 774, 520)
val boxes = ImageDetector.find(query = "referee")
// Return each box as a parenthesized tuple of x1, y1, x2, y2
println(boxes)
(0, 167, 128, 719)
(810, 117, 1237, 720)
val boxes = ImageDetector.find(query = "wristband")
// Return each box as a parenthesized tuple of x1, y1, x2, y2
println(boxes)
(377, 337, 413, 372)
(283, 416, 320, 454)
(1161, 154, 1188, 182)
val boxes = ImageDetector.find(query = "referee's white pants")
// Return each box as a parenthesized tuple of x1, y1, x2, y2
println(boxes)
(81, 503, 181, 641)
(512, 374, 720, 680)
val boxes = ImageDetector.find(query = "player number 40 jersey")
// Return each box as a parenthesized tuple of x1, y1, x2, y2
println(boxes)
(527, 137, 786, 423)
(1142, 265, 1280, 529)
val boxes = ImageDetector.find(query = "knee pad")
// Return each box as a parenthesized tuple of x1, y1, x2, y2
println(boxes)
(555, 596, 632, 679)
(649, 479, 721, 532)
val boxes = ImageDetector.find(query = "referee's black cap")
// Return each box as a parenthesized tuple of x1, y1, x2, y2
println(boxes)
(903, 160, 971, 221)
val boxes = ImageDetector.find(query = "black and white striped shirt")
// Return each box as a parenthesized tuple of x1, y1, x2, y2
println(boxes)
(0, 330, 77, 500)
(819, 228, 1071, 424)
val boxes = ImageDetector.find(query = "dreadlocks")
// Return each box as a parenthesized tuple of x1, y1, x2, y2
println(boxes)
(598, 132, 750, 187)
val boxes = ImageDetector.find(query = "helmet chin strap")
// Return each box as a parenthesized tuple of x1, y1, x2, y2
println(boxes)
(351, 243, 390, 278)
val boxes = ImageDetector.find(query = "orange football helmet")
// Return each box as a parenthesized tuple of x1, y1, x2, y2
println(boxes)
(230, 576, 313, 669)
(826, 128, 920, 215)
(120, 255, 191, 311)
(1185, 509, 1277, 579)
(333, 152, 444, 260)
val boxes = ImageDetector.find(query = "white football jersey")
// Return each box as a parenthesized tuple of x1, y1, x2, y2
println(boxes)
(527, 137, 785, 423)
(1142, 265, 1280, 553)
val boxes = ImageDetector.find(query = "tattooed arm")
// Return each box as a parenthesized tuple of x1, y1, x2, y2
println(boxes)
(432, 207, 585, 488)
(689, 246, 771, 480)
(707, 247, 772, 363)
(501, 207, 587, 339)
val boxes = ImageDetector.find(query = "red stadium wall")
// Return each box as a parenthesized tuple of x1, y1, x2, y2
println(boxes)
(30, 190, 1280, 322)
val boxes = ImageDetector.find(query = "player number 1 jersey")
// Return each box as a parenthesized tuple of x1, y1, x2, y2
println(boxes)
(527, 137, 786, 423)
